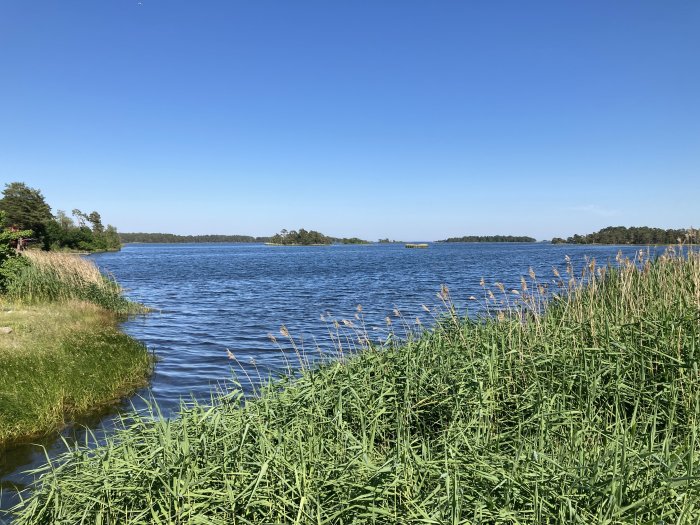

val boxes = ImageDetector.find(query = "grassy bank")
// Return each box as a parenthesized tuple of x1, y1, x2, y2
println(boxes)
(10, 248, 700, 523)
(5, 251, 144, 314)
(0, 252, 152, 447)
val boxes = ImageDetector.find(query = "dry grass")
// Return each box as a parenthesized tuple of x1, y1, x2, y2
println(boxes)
(6, 251, 144, 313)
(22, 251, 109, 288)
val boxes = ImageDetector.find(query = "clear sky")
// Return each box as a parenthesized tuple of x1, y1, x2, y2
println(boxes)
(1, 1, 698, 241)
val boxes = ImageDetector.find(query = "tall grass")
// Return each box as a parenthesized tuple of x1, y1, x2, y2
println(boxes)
(0, 251, 152, 447)
(0, 301, 153, 447)
(10, 248, 700, 524)
(6, 251, 143, 314)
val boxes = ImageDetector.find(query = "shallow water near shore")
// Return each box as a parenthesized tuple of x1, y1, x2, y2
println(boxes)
(0, 242, 654, 519)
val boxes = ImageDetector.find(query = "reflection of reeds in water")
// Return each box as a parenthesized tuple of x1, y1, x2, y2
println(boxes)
(13, 245, 700, 524)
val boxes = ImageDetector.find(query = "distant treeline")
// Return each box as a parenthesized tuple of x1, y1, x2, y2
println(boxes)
(551, 226, 697, 245)
(121, 231, 371, 245)
(440, 235, 536, 243)
(120, 233, 270, 243)
(332, 237, 371, 245)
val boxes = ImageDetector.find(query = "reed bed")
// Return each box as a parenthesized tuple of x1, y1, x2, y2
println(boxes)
(9, 248, 700, 524)
(5, 251, 143, 314)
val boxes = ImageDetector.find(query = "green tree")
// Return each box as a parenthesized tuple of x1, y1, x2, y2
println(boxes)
(87, 211, 104, 234)
(72, 209, 88, 228)
(104, 225, 121, 250)
(269, 228, 332, 245)
(0, 182, 53, 245)
(555, 226, 691, 245)
(0, 211, 31, 291)
(55, 210, 74, 229)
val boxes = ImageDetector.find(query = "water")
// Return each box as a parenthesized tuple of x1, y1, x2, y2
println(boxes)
(0, 242, 651, 518)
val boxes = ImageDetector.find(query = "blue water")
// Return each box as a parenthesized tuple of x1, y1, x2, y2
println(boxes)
(0, 242, 653, 518)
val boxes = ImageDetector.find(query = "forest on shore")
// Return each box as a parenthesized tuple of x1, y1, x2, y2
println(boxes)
(122, 230, 370, 245)
(120, 232, 270, 243)
(551, 226, 697, 245)
(0, 182, 121, 252)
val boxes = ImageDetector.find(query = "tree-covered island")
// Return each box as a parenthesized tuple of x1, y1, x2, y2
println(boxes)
(266, 229, 370, 245)
(267, 229, 332, 245)
(551, 226, 697, 245)
(439, 235, 536, 243)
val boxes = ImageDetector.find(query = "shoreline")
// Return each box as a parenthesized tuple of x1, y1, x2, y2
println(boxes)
(0, 251, 153, 450)
(10, 247, 700, 523)
(0, 300, 153, 449)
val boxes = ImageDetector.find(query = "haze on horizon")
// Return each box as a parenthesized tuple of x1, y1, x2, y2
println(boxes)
(1, 1, 698, 241)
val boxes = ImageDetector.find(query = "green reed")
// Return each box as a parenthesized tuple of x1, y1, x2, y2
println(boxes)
(6, 251, 145, 314)
(9, 247, 700, 524)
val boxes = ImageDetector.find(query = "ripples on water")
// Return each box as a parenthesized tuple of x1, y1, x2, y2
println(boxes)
(0, 242, 653, 517)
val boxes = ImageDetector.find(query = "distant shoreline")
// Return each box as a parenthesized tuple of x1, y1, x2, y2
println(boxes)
(264, 242, 332, 246)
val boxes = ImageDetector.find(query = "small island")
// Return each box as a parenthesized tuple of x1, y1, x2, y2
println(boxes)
(266, 229, 370, 246)
(439, 235, 536, 243)
(267, 229, 331, 246)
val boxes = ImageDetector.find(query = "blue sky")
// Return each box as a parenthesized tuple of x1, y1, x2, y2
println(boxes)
(1, 1, 698, 241)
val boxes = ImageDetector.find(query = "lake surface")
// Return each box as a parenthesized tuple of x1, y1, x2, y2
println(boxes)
(0, 242, 654, 518)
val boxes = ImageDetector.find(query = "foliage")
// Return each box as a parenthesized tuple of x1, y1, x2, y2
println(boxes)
(331, 236, 371, 244)
(0, 182, 52, 244)
(0, 211, 32, 292)
(269, 228, 332, 245)
(11, 248, 700, 524)
(0, 256, 30, 294)
(0, 300, 152, 447)
(0, 182, 122, 252)
(552, 225, 697, 245)
(120, 232, 370, 245)
(440, 234, 536, 242)
(119, 232, 270, 243)
(45, 208, 121, 252)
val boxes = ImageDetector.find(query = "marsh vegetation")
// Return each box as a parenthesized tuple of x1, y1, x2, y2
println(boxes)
(0, 251, 151, 447)
(10, 246, 700, 523)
